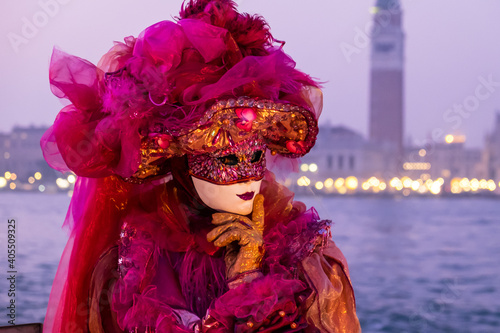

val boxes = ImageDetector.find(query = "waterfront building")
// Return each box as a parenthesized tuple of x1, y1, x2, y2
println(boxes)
(0, 126, 58, 185)
(402, 137, 483, 182)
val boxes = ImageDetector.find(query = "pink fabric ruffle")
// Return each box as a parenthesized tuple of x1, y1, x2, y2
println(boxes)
(42, 49, 141, 178)
(264, 208, 331, 272)
(206, 273, 308, 332)
(122, 286, 192, 333)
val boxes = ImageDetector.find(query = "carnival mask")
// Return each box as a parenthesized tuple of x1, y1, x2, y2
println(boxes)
(188, 137, 266, 214)
(187, 138, 266, 185)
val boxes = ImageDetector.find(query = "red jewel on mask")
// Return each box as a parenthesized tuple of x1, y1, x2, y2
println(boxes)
(235, 108, 257, 132)
(286, 140, 306, 154)
(157, 134, 172, 148)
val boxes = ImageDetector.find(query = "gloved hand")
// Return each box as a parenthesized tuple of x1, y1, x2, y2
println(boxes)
(207, 194, 265, 287)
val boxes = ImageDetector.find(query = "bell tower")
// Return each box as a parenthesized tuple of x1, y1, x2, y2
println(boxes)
(368, 0, 405, 155)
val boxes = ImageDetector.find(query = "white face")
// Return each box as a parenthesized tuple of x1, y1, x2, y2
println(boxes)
(191, 177, 262, 215)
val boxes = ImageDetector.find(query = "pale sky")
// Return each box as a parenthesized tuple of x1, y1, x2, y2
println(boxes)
(1, 0, 499, 148)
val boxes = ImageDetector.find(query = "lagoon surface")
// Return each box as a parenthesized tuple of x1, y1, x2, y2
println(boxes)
(1, 192, 499, 332)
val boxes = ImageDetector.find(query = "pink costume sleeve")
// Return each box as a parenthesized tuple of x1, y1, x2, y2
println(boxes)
(110, 222, 199, 333)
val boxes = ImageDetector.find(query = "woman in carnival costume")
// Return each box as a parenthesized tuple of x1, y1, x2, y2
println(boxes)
(42, 1, 361, 332)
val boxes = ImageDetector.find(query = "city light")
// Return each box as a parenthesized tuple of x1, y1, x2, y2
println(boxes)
(334, 178, 345, 189)
(418, 185, 427, 194)
(403, 162, 431, 171)
(324, 178, 334, 188)
(451, 178, 461, 194)
(390, 177, 403, 191)
(438, 177, 497, 194)
(297, 176, 311, 187)
(308, 163, 318, 173)
(470, 178, 479, 191)
(300, 163, 318, 173)
(402, 177, 412, 188)
(368, 177, 380, 187)
(361, 177, 387, 192)
(315, 181, 324, 190)
(56, 178, 70, 189)
(488, 180, 497, 192)
(345, 176, 358, 190)
(411, 180, 421, 191)
(418, 149, 427, 157)
(488, 180, 496, 191)
(0, 161, 488, 196)
(430, 182, 442, 195)
(67, 174, 76, 184)
(445, 134, 466, 144)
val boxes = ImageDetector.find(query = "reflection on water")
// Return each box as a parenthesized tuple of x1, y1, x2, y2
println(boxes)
(300, 196, 500, 332)
(1, 193, 499, 332)
(0, 193, 70, 326)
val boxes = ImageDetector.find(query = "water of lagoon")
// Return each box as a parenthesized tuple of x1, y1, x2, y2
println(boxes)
(0, 193, 499, 332)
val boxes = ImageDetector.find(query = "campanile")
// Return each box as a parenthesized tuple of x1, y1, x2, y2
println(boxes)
(369, 0, 405, 155)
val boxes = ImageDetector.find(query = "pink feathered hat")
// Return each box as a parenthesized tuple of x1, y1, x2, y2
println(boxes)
(42, 0, 323, 183)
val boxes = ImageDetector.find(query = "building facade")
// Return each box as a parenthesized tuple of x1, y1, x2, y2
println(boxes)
(0, 126, 58, 182)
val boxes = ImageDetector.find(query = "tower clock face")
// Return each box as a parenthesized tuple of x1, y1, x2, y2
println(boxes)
(372, 40, 402, 65)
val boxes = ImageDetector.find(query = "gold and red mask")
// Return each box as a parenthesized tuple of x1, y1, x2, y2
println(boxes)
(128, 97, 318, 184)
(188, 137, 266, 185)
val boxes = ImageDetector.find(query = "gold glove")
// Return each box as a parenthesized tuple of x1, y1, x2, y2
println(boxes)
(207, 194, 265, 285)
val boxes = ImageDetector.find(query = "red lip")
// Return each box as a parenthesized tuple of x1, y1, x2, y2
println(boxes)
(237, 191, 255, 201)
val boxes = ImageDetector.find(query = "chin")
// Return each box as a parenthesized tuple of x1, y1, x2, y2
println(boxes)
(192, 176, 262, 215)
(235, 202, 254, 215)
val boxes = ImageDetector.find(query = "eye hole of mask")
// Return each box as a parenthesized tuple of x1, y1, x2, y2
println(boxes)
(250, 150, 263, 163)
(217, 154, 239, 166)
